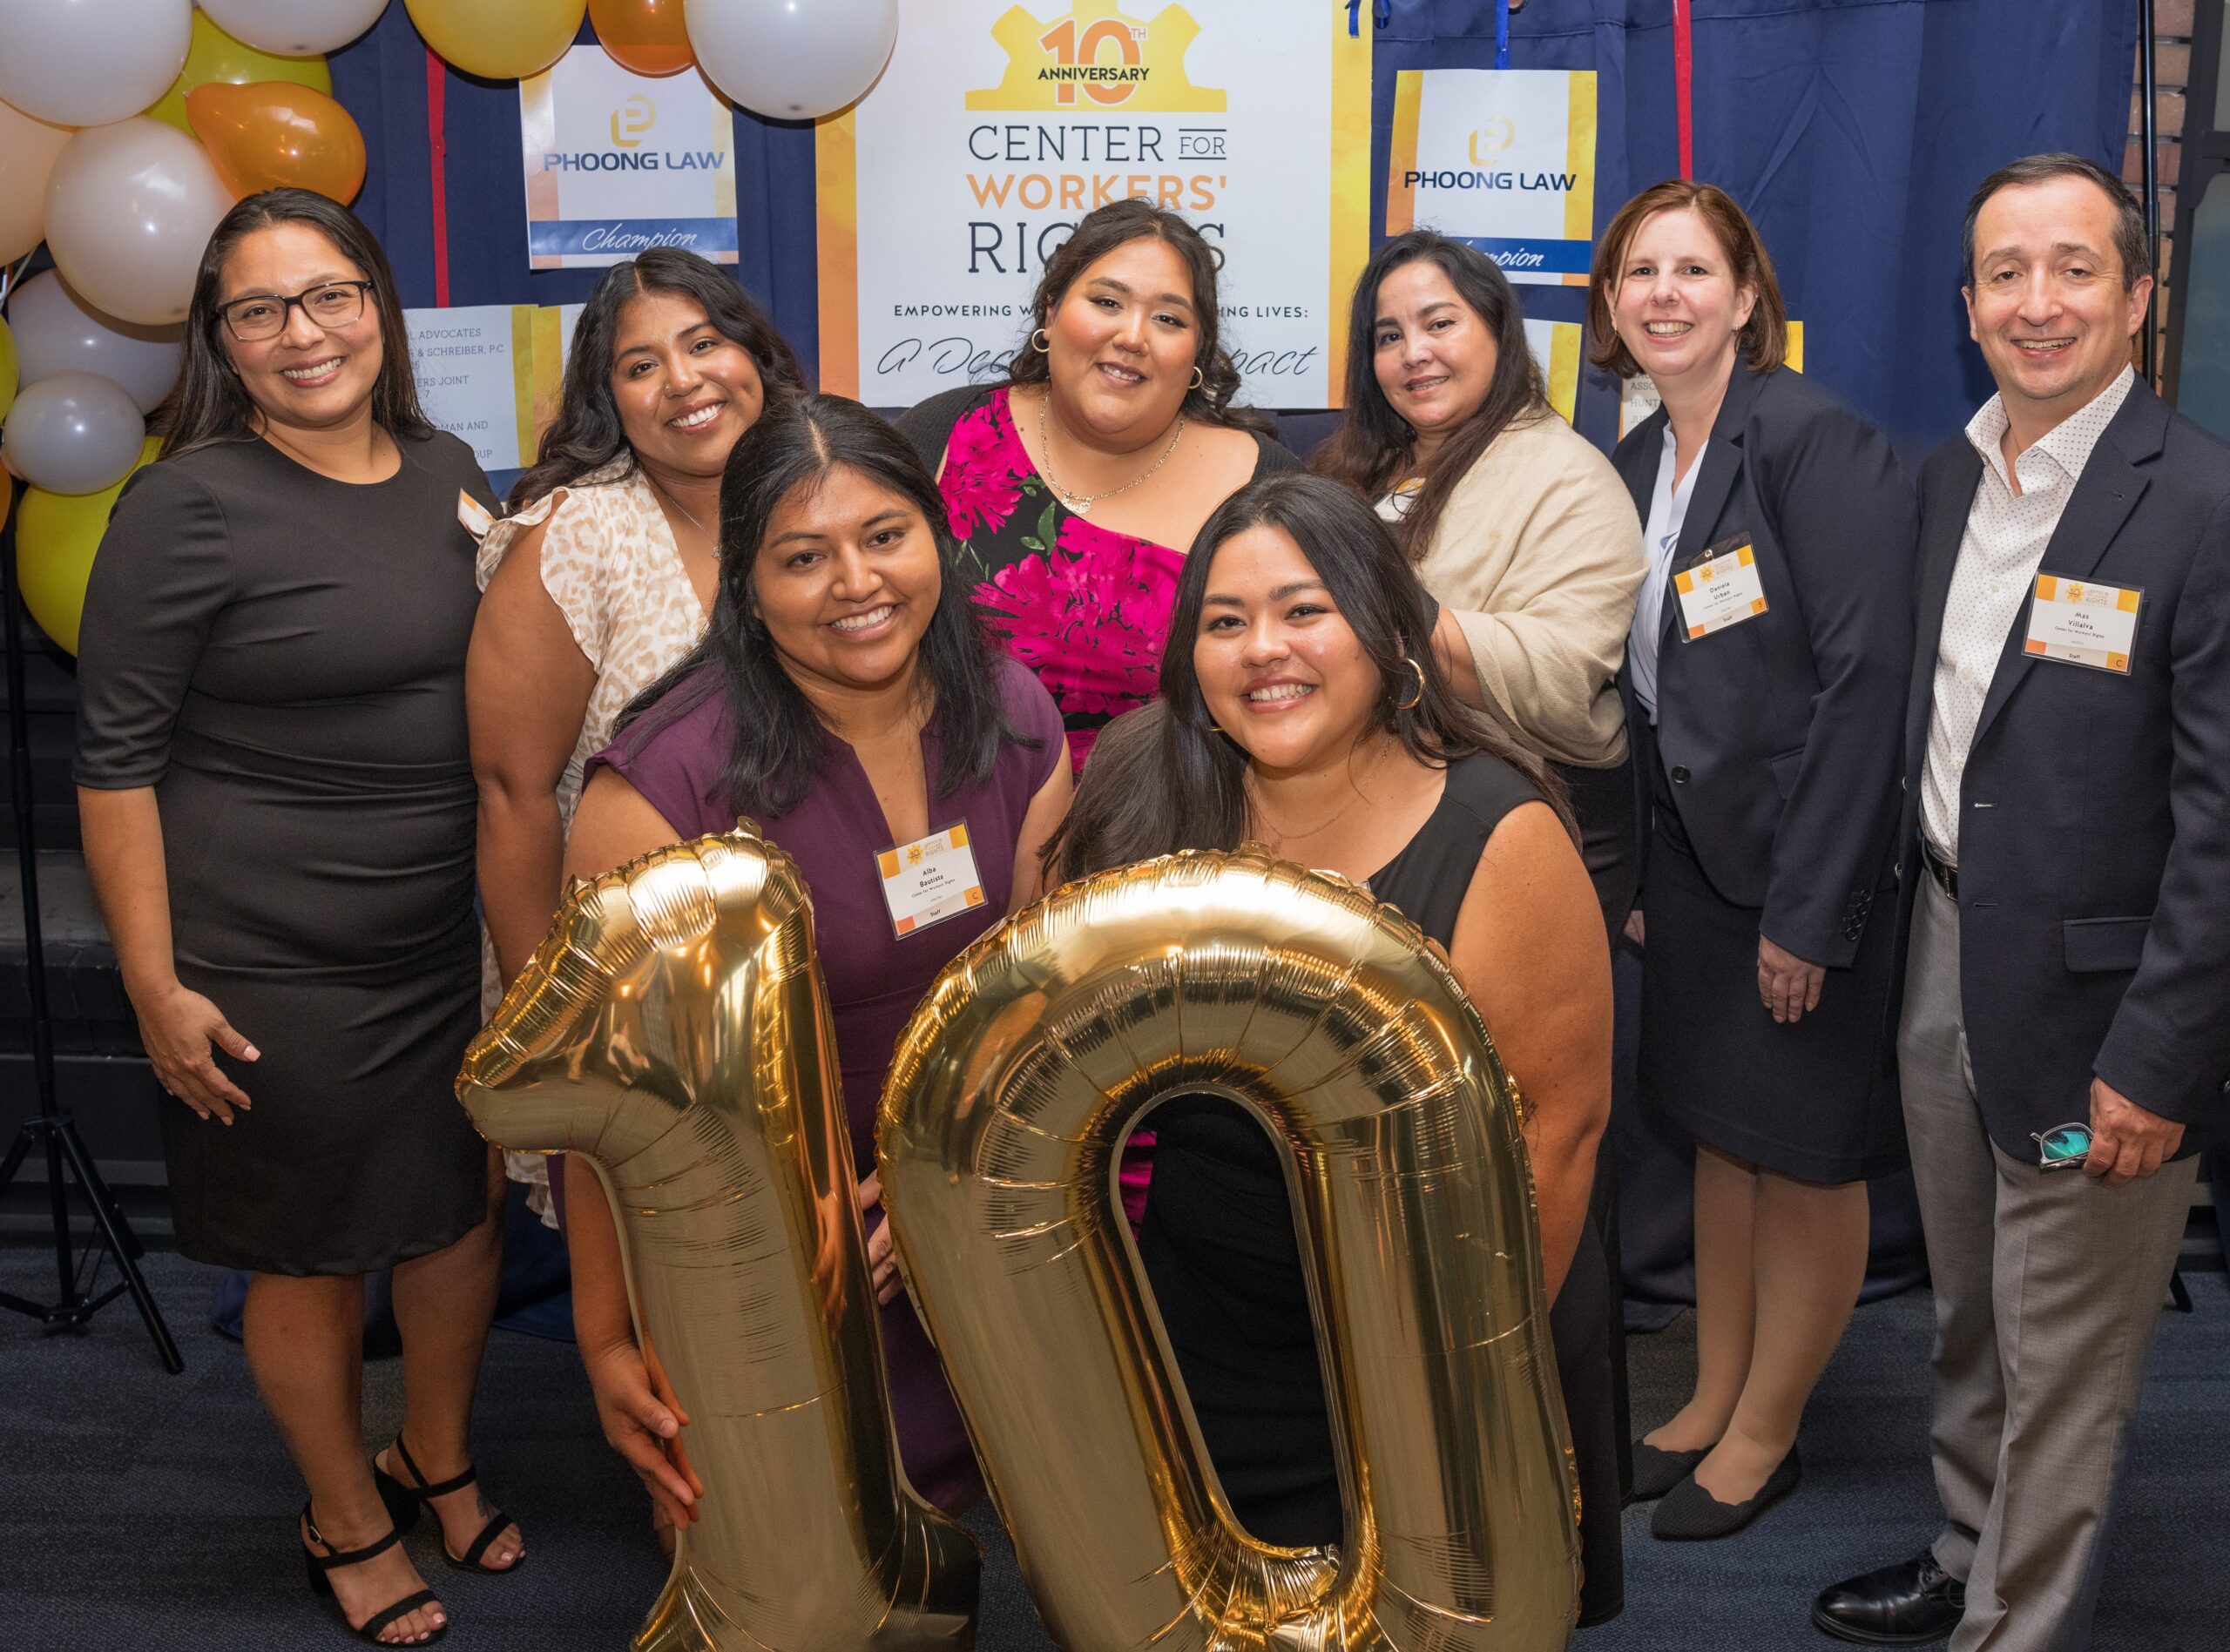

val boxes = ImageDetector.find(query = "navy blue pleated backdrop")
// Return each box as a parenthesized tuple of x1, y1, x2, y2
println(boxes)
(328, 0, 2137, 460)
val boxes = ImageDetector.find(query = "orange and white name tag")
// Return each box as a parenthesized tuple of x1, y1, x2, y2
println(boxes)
(456, 489, 494, 539)
(2024, 575, 2139, 674)
(876, 823, 986, 937)
(1673, 541, 1768, 640)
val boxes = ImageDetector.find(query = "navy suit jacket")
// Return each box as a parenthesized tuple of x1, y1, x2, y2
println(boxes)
(1614, 364, 1916, 968)
(1896, 379, 2230, 1156)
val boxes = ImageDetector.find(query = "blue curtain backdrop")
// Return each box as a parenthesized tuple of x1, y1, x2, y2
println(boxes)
(329, 0, 2137, 461)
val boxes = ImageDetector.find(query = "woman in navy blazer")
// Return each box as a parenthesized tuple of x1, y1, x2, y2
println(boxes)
(1593, 182, 1916, 1540)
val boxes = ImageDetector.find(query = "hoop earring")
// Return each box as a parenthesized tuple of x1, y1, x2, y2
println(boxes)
(1188, 364, 1204, 390)
(1031, 327, 1051, 354)
(1394, 655, 1425, 712)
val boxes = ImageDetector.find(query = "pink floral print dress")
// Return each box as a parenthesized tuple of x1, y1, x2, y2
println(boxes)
(937, 388, 1192, 772)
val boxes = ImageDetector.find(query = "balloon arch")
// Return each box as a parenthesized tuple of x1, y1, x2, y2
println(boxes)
(0, 0, 899, 652)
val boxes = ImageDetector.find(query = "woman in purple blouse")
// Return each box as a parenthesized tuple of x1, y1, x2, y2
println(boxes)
(560, 396, 1071, 1518)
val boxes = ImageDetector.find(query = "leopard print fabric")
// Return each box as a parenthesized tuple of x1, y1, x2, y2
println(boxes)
(475, 460, 710, 1223)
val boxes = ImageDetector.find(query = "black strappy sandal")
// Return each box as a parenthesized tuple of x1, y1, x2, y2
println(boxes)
(301, 1504, 446, 1646)
(373, 1435, 524, 1574)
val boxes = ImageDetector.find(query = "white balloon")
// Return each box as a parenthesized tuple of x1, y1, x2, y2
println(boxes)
(43, 118, 236, 327)
(685, 0, 897, 121)
(8, 270, 185, 415)
(0, 0, 193, 128)
(0, 371, 145, 495)
(198, 0, 390, 57)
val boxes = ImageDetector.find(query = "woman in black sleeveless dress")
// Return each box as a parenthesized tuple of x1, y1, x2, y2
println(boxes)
(1051, 474, 1623, 1626)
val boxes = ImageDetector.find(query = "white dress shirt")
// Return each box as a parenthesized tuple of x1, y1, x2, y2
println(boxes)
(1627, 423, 1706, 722)
(1920, 367, 2135, 861)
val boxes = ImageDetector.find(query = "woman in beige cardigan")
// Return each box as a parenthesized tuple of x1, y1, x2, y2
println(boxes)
(1316, 230, 1645, 932)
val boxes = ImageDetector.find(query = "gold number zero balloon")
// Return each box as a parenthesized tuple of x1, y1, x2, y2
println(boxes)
(878, 848, 1582, 1651)
(456, 825, 979, 1652)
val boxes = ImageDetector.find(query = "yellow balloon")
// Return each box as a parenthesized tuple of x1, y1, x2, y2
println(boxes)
(405, 0, 589, 82)
(145, 10, 332, 136)
(0, 317, 17, 428)
(15, 435, 163, 656)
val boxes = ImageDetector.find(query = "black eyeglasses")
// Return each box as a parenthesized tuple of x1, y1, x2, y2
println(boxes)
(216, 280, 375, 342)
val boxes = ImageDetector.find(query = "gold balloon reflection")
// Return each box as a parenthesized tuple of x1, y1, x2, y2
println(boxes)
(456, 825, 979, 1652)
(878, 847, 1581, 1651)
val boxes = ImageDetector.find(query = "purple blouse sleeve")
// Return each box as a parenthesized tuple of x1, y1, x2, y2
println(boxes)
(585, 678, 731, 840)
(998, 655, 1067, 795)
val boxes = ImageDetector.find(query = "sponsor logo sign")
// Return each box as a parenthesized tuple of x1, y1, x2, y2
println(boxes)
(520, 44, 739, 270)
(1387, 68, 1597, 287)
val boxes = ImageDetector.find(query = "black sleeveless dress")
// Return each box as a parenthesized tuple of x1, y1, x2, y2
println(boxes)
(1138, 751, 1624, 1626)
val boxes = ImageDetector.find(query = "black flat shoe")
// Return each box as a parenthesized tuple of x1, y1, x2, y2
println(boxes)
(374, 1435, 524, 1575)
(1627, 1438, 1714, 1504)
(1651, 1447, 1801, 1541)
(1810, 1552, 1965, 1645)
(301, 1504, 445, 1646)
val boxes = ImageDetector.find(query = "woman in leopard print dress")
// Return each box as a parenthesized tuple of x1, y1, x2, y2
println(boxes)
(465, 251, 804, 1225)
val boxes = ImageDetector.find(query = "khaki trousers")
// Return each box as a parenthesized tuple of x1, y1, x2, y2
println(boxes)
(1900, 873, 2194, 1652)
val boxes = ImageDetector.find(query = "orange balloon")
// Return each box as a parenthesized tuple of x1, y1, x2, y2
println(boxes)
(589, 0, 693, 77)
(185, 81, 368, 204)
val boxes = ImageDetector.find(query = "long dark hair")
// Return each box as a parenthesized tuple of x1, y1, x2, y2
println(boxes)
(509, 249, 806, 510)
(1003, 198, 1261, 430)
(1048, 473, 1566, 881)
(1314, 231, 1546, 557)
(618, 396, 1027, 818)
(162, 188, 433, 459)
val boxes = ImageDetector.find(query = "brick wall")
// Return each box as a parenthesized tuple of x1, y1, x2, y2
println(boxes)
(2125, 0, 2204, 377)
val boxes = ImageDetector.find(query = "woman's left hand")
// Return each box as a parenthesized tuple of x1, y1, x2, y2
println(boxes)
(1758, 934, 1825, 1024)
(858, 1172, 902, 1305)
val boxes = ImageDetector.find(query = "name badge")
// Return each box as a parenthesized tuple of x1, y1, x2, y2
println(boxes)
(456, 489, 494, 540)
(875, 822, 987, 938)
(2024, 575, 2139, 674)
(1673, 537, 1768, 641)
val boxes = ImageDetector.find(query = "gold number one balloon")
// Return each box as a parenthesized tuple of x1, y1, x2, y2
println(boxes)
(456, 826, 978, 1652)
(878, 849, 1582, 1651)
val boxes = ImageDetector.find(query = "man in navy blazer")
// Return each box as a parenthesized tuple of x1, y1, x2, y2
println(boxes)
(1814, 156, 2230, 1650)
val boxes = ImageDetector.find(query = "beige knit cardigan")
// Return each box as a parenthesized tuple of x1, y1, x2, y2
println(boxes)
(1409, 410, 1647, 770)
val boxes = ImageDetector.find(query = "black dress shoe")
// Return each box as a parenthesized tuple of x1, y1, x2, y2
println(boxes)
(1810, 1552, 1964, 1645)
(1626, 1439, 1713, 1504)
(1650, 1447, 1801, 1541)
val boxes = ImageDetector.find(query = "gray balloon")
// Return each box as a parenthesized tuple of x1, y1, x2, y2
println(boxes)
(8, 270, 186, 415)
(2, 371, 146, 496)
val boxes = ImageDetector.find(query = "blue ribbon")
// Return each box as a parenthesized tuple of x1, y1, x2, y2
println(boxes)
(1346, 0, 1392, 35)
(1496, 0, 1511, 69)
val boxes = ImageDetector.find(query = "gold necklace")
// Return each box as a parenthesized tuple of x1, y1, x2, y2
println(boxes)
(1244, 738, 1395, 851)
(1036, 392, 1186, 517)
(646, 471, 710, 536)
(1247, 784, 1367, 848)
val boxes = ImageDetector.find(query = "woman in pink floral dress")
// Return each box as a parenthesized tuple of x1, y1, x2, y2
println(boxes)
(898, 199, 1297, 771)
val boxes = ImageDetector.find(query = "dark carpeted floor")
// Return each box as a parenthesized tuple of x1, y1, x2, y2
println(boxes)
(2, 1249, 2223, 1650)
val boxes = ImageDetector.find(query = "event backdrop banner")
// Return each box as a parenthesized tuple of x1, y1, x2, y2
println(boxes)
(404, 304, 560, 474)
(1386, 67, 1597, 287)
(817, 1, 1370, 409)
(1522, 316, 1582, 424)
(518, 44, 740, 270)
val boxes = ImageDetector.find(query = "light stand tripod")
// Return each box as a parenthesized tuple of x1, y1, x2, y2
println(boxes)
(0, 504, 180, 1372)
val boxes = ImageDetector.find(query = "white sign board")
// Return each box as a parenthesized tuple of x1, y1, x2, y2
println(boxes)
(817, 2, 1371, 408)
(520, 44, 740, 270)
